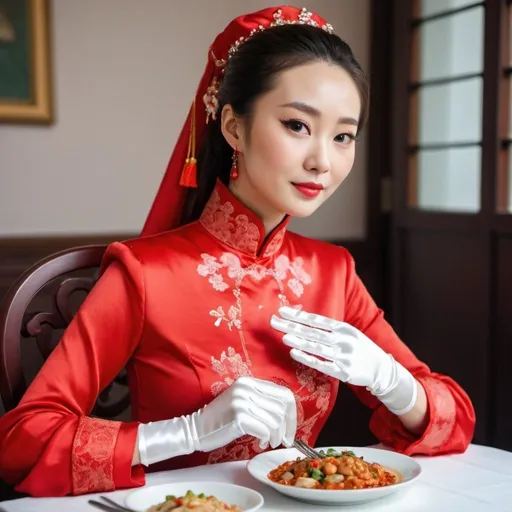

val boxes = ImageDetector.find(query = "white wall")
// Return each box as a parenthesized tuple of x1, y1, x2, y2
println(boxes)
(0, 0, 370, 238)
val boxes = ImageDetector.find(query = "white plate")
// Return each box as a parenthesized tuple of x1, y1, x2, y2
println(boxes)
(246, 446, 422, 506)
(125, 481, 264, 511)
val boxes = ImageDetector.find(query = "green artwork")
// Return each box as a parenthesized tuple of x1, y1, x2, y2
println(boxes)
(0, 0, 31, 101)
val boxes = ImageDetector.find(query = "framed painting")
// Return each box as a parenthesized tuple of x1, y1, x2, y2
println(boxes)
(0, 0, 53, 124)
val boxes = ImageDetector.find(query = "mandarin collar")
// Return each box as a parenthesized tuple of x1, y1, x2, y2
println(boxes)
(199, 180, 289, 257)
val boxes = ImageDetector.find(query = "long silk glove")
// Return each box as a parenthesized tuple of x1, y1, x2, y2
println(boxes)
(271, 307, 417, 416)
(137, 376, 297, 466)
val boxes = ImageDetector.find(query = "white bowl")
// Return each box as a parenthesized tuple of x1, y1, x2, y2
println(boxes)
(125, 481, 264, 511)
(246, 446, 422, 506)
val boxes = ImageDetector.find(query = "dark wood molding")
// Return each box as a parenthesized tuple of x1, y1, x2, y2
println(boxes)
(0, 234, 133, 304)
(0, 235, 371, 307)
(0, 233, 134, 254)
(366, 0, 394, 308)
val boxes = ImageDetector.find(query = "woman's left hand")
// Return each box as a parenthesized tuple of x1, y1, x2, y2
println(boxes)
(271, 306, 418, 416)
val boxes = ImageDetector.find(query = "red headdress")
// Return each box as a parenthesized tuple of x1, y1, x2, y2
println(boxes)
(141, 6, 333, 236)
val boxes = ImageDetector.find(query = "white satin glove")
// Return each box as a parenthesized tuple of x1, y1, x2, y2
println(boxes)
(271, 307, 417, 416)
(137, 376, 297, 466)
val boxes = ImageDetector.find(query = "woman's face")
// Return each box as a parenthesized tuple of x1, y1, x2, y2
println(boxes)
(225, 60, 362, 232)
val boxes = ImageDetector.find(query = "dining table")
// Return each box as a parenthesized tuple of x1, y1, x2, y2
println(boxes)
(1, 443, 511, 511)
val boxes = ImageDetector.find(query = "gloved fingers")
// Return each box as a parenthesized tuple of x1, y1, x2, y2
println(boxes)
(250, 406, 285, 449)
(245, 398, 282, 429)
(236, 411, 270, 449)
(249, 388, 295, 448)
(282, 334, 339, 359)
(239, 411, 289, 450)
(251, 378, 296, 409)
(333, 363, 352, 383)
(290, 348, 345, 381)
(283, 399, 297, 448)
(277, 306, 344, 330)
(271, 315, 332, 344)
(239, 379, 297, 448)
(249, 388, 288, 416)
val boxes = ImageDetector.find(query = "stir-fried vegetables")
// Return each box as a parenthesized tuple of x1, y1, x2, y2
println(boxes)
(268, 448, 398, 490)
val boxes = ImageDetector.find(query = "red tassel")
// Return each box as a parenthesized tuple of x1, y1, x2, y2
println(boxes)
(180, 99, 198, 188)
(179, 157, 198, 187)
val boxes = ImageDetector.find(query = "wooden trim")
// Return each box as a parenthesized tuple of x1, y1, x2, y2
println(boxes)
(408, 90, 418, 147)
(504, 5, 511, 70)
(390, 0, 414, 332)
(498, 146, 510, 211)
(410, 21, 419, 84)
(411, 2, 484, 25)
(0, 235, 371, 305)
(492, 214, 512, 232)
(396, 210, 483, 230)
(0, 233, 133, 254)
(365, 0, 395, 306)
(0, 233, 133, 305)
(480, 0, 504, 218)
(410, 72, 484, 89)
(497, 2, 512, 211)
(408, 152, 418, 208)
(409, 141, 481, 151)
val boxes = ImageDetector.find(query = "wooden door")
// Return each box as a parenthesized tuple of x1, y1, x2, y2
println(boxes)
(381, 0, 512, 449)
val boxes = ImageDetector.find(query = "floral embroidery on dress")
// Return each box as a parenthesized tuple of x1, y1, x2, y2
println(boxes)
(200, 189, 260, 254)
(292, 366, 332, 439)
(197, 252, 312, 360)
(206, 346, 332, 464)
(417, 377, 457, 451)
(71, 417, 120, 495)
(210, 347, 252, 396)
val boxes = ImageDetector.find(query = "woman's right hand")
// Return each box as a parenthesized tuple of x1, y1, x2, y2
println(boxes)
(137, 376, 297, 466)
(190, 376, 297, 452)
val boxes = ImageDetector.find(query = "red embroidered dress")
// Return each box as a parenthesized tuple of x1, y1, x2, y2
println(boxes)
(0, 181, 475, 496)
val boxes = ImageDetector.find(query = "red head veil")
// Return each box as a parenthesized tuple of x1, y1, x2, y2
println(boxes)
(141, 6, 333, 237)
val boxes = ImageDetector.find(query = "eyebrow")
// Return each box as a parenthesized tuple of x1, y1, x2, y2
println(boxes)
(280, 101, 359, 127)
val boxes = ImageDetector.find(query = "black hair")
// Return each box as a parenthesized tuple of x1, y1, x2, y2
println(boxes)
(180, 24, 369, 225)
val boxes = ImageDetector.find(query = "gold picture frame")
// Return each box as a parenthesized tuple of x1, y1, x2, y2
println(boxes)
(0, 0, 53, 124)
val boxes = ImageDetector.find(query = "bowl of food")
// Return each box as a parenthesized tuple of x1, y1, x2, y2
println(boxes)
(246, 446, 422, 506)
(124, 481, 264, 512)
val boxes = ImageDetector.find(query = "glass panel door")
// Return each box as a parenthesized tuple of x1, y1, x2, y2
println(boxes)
(409, 3, 485, 212)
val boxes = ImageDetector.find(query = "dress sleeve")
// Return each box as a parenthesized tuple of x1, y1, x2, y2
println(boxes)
(0, 242, 146, 496)
(341, 249, 475, 456)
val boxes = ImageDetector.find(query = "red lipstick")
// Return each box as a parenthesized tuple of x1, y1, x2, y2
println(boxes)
(292, 182, 324, 199)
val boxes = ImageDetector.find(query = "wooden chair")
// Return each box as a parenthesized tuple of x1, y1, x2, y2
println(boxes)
(0, 245, 130, 417)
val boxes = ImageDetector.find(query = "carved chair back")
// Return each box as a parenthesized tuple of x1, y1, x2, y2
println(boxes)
(0, 245, 129, 418)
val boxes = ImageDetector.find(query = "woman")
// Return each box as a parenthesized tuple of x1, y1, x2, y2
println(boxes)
(0, 5, 475, 497)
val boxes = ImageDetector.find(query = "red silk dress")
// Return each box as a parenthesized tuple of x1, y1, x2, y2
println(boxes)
(0, 180, 475, 496)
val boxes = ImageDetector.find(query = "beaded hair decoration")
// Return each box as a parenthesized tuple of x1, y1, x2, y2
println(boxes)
(202, 7, 334, 123)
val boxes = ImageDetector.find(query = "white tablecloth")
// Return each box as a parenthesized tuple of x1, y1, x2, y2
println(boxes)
(1, 444, 511, 511)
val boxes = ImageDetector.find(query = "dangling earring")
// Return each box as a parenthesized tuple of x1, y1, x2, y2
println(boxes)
(230, 148, 239, 181)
